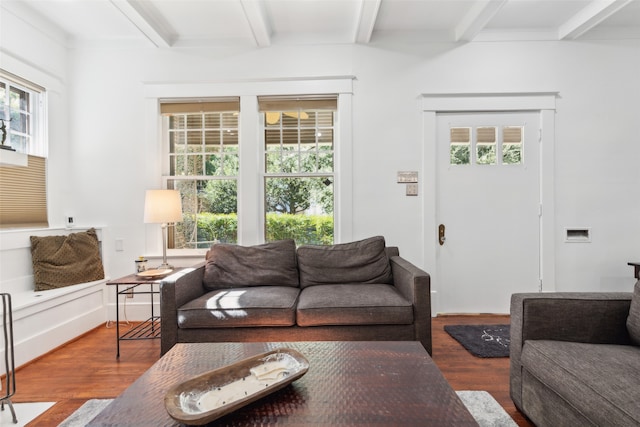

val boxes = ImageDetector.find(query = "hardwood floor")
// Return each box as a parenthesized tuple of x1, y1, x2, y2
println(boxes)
(12, 315, 533, 426)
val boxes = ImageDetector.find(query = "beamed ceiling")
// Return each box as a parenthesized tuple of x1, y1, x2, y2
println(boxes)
(3, 0, 640, 49)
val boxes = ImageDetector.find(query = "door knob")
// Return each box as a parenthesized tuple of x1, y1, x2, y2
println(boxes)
(438, 224, 446, 246)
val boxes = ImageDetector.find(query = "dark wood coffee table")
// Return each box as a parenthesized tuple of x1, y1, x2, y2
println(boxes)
(89, 341, 477, 426)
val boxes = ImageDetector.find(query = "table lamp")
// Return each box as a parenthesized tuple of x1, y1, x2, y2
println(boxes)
(144, 189, 182, 270)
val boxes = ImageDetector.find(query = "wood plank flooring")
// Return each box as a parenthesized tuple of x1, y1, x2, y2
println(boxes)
(12, 315, 533, 426)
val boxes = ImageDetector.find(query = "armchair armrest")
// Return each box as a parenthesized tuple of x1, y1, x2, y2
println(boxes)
(160, 263, 206, 355)
(509, 292, 633, 409)
(390, 256, 432, 355)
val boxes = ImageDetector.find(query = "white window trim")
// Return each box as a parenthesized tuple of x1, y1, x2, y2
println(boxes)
(144, 77, 354, 255)
(0, 69, 48, 158)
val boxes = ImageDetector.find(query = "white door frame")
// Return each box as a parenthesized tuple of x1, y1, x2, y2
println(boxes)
(420, 93, 558, 314)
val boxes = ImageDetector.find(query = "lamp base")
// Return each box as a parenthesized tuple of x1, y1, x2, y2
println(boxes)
(156, 262, 174, 270)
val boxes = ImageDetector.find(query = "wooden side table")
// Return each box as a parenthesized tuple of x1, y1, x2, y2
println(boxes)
(107, 270, 179, 358)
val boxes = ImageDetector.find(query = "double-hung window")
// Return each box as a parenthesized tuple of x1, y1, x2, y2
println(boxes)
(161, 99, 239, 248)
(161, 94, 338, 250)
(259, 95, 336, 245)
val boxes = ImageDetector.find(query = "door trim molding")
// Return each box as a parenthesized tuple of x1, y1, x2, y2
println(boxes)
(421, 92, 558, 112)
(421, 92, 558, 313)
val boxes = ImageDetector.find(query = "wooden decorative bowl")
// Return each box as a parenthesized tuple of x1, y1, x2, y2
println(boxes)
(164, 348, 309, 425)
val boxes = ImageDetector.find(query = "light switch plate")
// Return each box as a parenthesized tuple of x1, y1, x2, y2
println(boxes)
(397, 171, 418, 183)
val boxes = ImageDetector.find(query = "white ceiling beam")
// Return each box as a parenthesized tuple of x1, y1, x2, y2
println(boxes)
(110, 0, 173, 48)
(455, 0, 508, 42)
(558, 0, 633, 40)
(240, 0, 272, 48)
(354, 0, 382, 44)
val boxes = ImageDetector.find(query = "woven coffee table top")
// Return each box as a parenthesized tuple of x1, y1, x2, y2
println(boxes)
(89, 341, 476, 426)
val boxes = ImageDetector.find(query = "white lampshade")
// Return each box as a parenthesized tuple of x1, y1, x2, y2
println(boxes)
(143, 190, 182, 224)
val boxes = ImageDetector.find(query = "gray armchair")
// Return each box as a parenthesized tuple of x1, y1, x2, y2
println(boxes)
(510, 290, 639, 426)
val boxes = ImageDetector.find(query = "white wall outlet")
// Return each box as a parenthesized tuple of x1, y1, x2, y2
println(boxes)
(66, 216, 75, 228)
(115, 239, 124, 252)
(406, 183, 418, 196)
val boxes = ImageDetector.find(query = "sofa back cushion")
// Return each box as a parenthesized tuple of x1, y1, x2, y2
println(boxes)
(297, 236, 393, 288)
(627, 280, 640, 345)
(203, 240, 299, 290)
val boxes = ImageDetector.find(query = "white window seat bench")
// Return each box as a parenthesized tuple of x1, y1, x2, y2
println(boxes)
(0, 228, 109, 375)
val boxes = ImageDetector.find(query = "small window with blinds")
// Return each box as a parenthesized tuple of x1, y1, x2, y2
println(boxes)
(476, 127, 497, 165)
(0, 70, 47, 229)
(259, 95, 336, 245)
(450, 127, 471, 165)
(161, 98, 240, 248)
(503, 126, 523, 165)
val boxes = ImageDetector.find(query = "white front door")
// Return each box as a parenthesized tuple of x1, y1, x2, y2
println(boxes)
(436, 112, 541, 314)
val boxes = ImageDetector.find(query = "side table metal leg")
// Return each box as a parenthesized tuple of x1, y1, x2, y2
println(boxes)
(150, 283, 155, 335)
(116, 284, 120, 359)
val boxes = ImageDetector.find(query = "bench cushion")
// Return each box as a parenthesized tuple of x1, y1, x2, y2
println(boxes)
(296, 284, 413, 326)
(521, 340, 640, 426)
(178, 286, 299, 328)
(297, 236, 393, 288)
(30, 228, 105, 291)
(203, 240, 299, 290)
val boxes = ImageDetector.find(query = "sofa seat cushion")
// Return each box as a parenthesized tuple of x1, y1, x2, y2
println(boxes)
(203, 240, 299, 290)
(521, 340, 640, 426)
(177, 286, 299, 328)
(297, 236, 393, 288)
(296, 284, 413, 327)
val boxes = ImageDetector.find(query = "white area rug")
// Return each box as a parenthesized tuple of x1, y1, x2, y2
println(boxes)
(0, 401, 55, 427)
(60, 391, 517, 426)
(57, 399, 111, 427)
(457, 390, 518, 427)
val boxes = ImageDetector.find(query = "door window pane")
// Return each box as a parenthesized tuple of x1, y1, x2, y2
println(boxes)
(503, 126, 523, 165)
(476, 127, 497, 165)
(450, 127, 471, 165)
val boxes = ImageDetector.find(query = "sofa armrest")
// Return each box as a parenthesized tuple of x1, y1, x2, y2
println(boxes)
(509, 292, 633, 409)
(390, 256, 432, 355)
(160, 263, 207, 355)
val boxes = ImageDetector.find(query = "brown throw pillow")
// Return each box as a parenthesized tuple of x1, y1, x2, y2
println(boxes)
(297, 236, 393, 288)
(203, 240, 299, 290)
(627, 280, 640, 345)
(30, 228, 105, 291)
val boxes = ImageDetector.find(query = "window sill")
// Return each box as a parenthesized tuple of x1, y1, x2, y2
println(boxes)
(0, 149, 28, 167)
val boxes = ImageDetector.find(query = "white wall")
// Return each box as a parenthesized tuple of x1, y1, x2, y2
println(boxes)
(67, 40, 640, 293)
(0, 1, 71, 231)
(3, 3, 639, 316)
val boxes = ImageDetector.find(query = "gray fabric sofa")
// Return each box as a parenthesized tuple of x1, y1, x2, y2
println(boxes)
(510, 280, 640, 427)
(160, 236, 431, 356)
